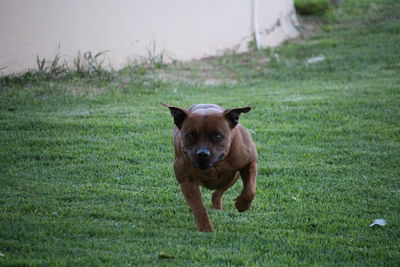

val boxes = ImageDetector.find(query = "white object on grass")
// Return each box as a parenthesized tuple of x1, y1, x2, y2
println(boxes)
(369, 219, 387, 227)
(306, 55, 326, 64)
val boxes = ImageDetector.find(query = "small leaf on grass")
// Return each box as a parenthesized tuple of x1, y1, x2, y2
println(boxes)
(159, 252, 174, 259)
(369, 219, 387, 227)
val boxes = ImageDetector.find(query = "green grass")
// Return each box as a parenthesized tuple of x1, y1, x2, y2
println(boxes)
(1, 0, 399, 265)
(295, 0, 331, 16)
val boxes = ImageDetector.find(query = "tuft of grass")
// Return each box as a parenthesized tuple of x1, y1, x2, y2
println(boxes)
(1, 0, 399, 266)
(73, 51, 111, 77)
(0, 50, 114, 88)
(295, 0, 331, 16)
(142, 41, 168, 70)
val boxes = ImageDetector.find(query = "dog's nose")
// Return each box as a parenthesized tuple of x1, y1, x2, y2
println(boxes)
(196, 148, 210, 158)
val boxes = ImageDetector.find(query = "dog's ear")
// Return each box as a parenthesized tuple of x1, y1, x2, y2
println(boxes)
(223, 106, 251, 128)
(161, 103, 189, 129)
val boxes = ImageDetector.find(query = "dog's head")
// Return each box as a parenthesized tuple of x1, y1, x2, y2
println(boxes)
(163, 103, 251, 170)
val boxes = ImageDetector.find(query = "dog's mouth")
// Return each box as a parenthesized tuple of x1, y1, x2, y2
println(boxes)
(194, 153, 225, 170)
(196, 162, 211, 171)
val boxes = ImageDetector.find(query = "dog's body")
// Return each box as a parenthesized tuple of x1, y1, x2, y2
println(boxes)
(163, 103, 258, 232)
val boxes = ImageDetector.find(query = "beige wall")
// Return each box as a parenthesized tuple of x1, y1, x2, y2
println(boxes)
(0, 0, 298, 75)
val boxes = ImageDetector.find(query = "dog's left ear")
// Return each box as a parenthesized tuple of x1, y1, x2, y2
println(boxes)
(161, 103, 189, 129)
(223, 106, 251, 128)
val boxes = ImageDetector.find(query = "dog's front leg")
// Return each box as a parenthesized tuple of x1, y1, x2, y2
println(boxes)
(212, 172, 240, 210)
(180, 182, 214, 232)
(236, 162, 257, 212)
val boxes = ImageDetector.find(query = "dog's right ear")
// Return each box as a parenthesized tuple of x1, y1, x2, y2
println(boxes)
(161, 103, 189, 129)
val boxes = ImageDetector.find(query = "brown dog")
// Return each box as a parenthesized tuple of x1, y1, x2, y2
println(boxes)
(162, 103, 258, 232)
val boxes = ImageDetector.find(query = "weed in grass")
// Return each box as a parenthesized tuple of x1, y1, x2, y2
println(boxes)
(0, 50, 114, 89)
(72, 50, 111, 77)
(35, 50, 68, 78)
(141, 41, 167, 70)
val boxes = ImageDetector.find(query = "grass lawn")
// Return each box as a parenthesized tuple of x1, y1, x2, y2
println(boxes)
(1, 0, 399, 266)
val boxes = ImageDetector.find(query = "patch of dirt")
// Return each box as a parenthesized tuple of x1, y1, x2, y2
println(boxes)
(147, 51, 271, 87)
(149, 58, 239, 86)
(146, 19, 320, 86)
(297, 18, 320, 39)
(70, 85, 105, 97)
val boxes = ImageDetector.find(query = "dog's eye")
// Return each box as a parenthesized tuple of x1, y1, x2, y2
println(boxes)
(186, 132, 197, 140)
(211, 133, 224, 142)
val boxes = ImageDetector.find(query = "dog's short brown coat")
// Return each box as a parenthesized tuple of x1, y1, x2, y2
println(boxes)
(163, 103, 258, 232)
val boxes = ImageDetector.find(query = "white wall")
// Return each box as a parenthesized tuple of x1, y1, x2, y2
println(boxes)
(0, 0, 299, 75)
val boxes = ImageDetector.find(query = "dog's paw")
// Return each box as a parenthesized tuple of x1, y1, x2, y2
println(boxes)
(235, 195, 253, 212)
(211, 199, 223, 210)
(197, 223, 214, 232)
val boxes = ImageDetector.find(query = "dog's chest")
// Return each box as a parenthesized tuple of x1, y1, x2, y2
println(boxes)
(193, 168, 238, 190)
